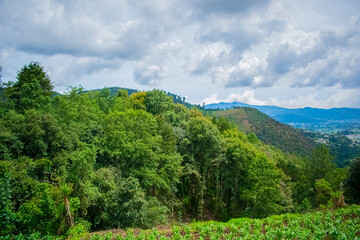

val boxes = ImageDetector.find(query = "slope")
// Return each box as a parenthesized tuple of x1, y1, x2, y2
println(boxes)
(205, 102, 360, 132)
(213, 107, 317, 156)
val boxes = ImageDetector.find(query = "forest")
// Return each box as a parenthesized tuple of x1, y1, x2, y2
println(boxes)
(0, 62, 359, 239)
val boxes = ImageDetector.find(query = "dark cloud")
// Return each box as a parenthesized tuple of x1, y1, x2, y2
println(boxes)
(267, 43, 298, 74)
(188, 0, 270, 17)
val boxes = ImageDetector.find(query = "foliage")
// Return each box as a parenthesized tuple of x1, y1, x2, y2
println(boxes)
(4, 62, 54, 112)
(345, 157, 360, 204)
(0, 168, 14, 235)
(303, 130, 359, 167)
(0, 63, 352, 238)
(212, 107, 317, 156)
(36, 205, 360, 239)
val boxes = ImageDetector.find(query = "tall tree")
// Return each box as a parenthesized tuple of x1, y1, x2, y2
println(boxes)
(306, 144, 336, 183)
(345, 157, 360, 204)
(0, 168, 14, 235)
(145, 89, 173, 115)
(5, 62, 54, 112)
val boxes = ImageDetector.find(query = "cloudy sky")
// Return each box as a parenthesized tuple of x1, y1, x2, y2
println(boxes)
(1, 0, 360, 108)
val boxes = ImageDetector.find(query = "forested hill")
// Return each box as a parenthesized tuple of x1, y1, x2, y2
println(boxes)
(85, 86, 195, 108)
(210, 107, 317, 156)
(204, 102, 360, 132)
(1, 63, 359, 239)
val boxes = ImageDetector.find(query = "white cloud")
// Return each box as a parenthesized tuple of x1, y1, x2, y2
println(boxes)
(1, 0, 360, 108)
(188, 1, 360, 90)
(202, 90, 274, 105)
(133, 39, 183, 85)
(202, 89, 360, 109)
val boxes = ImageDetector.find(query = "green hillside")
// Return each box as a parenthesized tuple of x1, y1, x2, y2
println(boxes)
(212, 107, 317, 156)
(0, 63, 359, 239)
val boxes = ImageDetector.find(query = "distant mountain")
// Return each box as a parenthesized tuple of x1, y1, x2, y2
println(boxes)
(212, 107, 317, 156)
(205, 102, 360, 132)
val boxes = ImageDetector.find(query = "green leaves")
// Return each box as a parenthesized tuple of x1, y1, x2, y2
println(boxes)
(0, 170, 14, 235)
(1, 63, 355, 238)
(5, 62, 54, 112)
(145, 89, 173, 115)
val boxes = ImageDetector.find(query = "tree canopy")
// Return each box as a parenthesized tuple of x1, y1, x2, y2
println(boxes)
(0, 63, 355, 238)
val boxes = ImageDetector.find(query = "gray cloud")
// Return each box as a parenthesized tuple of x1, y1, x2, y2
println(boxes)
(188, 0, 270, 17)
(0, 0, 178, 59)
(189, 5, 360, 90)
(133, 64, 164, 86)
(1, 0, 360, 108)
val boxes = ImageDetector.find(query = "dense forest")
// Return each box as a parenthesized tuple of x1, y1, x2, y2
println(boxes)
(209, 107, 317, 157)
(0, 62, 360, 238)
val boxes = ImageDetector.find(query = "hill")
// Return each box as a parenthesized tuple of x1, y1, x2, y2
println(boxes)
(85, 86, 195, 108)
(211, 107, 317, 156)
(205, 102, 360, 132)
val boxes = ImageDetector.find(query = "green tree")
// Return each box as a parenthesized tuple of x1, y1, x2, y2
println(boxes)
(345, 157, 360, 204)
(219, 129, 255, 219)
(60, 183, 74, 228)
(103, 177, 167, 229)
(0, 168, 14, 235)
(16, 183, 60, 235)
(0, 110, 25, 160)
(306, 145, 336, 183)
(5, 62, 54, 112)
(145, 89, 173, 115)
(242, 155, 282, 218)
(64, 144, 98, 215)
(177, 111, 222, 219)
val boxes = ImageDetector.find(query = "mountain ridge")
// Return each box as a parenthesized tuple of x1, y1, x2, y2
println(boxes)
(205, 102, 360, 132)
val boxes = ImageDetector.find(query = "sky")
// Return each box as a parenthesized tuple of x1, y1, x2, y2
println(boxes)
(1, 0, 360, 109)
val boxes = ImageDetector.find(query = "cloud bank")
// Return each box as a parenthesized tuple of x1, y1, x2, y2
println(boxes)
(0, 0, 359, 108)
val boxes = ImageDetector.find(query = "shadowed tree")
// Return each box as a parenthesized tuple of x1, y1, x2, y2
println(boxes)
(345, 157, 360, 204)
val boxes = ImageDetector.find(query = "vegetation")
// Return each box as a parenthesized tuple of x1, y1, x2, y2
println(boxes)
(303, 130, 359, 167)
(210, 107, 316, 156)
(204, 101, 360, 133)
(0, 63, 359, 239)
(4, 205, 360, 239)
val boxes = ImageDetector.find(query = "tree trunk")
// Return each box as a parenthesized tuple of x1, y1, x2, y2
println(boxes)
(64, 195, 74, 227)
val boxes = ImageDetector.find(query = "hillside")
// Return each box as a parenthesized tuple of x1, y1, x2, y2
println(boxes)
(86, 86, 195, 108)
(212, 107, 317, 156)
(1, 63, 359, 239)
(205, 102, 360, 132)
(303, 130, 360, 167)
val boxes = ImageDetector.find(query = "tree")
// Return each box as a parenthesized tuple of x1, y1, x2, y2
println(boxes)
(345, 157, 360, 204)
(242, 155, 282, 218)
(306, 145, 336, 183)
(60, 183, 74, 228)
(0, 168, 14, 235)
(103, 177, 167, 229)
(177, 112, 222, 219)
(145, 89, 173, 115)
(5, 62, 54, 112)
(0, 65, 8, 113)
